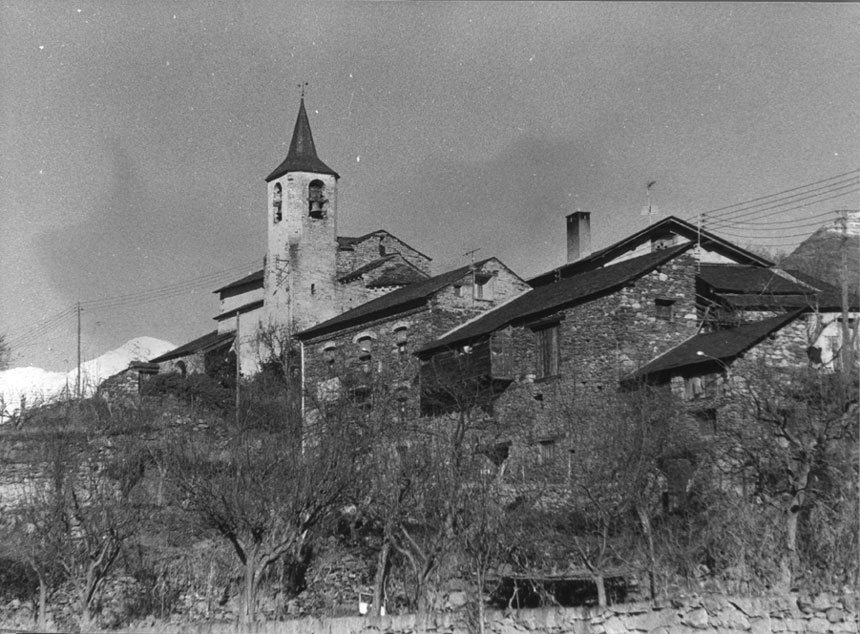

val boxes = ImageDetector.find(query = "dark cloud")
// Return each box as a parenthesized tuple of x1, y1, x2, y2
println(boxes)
(3, 1, 859, 369)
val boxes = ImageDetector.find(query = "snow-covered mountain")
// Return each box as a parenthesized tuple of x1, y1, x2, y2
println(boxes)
(0, 336, 175, 421)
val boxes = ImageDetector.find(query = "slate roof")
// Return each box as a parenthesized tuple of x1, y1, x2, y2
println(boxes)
(213, 269, 264, 295)
(149, 330, 235, 364)
(338, 255, 396, 282)
(419, 243, 694, 355)
(368, 264, 428, 288)
(297, 259, 496, 340)
(698, 264, 814, 295)
(214, 299, 264, 321)
(630, 310, 804, 379)
(781, 269, 860, 311)
(336, 230, 433, 261)
(266, 99, 339, 182)
(529, 216, 773, 287)
(716, 294, 815, 310)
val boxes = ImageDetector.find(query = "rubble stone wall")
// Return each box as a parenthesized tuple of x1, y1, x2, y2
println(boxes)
(104, 593, 859, 634)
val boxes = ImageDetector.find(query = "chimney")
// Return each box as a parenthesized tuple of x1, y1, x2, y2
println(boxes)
(566, 211, 591, 263)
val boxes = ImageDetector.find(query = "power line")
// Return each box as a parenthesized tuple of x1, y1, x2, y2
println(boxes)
(706, 215, 841, 236)
(6, 308, 77, 348)
(704, 207, 837, 229)
(704, 179, 859, 224)
(683, 168, 860, 222)
(82, 259, 261, 310)
(705, 190, 860, 239)
(4, 260, 262, 351)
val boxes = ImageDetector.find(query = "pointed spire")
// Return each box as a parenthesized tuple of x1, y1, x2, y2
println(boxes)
(266, 98, 339, 182)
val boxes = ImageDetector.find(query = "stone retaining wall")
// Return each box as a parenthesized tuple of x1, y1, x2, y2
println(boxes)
(105, 593, 858, 634)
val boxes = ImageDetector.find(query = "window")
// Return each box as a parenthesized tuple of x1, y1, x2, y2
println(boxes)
(473, 272, 494, 300)
(394, 325, 409, 356)
(655, 297, 676, 322)
(272, 184, 283, 223)
(322, 343, 337, 368)
(454, 284, 464, 298)
(684, 376, 704, 400)
(535, 324, 560, 378)
(538, 439, 557, 464)
(357, 335, 374, 373)
(308, 179, 327, 219)
(692, 407, 717, 433)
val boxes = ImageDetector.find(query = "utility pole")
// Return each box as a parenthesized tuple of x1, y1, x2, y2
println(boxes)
(76, 302, 82, 399)
(235, 311, 241, 427)
(838, 210, 852, 377)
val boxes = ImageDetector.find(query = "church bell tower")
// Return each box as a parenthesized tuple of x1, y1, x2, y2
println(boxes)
(264, 98, 340, 337)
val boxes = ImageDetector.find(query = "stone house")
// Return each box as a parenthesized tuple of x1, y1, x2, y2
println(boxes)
(97, 361, 160, 401)
(148, 330, 235, 376)
(415, 213, 855, 480)
(296, 257, 530, 422)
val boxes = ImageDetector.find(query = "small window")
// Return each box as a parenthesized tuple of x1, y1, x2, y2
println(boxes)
(684, 376, 704, 400)
(272, 184, 283, 223)
(692, 407, 717, 433)
(357, 335, 374, 372)
(358, 336, 373, 358)
(538, 439, 557, 464)
(322, 343, 337, 367)
(454, 284, 463, 298)
(394, 325, 409, 355)
(655, 298, 676, 322)
(535, 324, 560, 378)
(473, 272, 494, 300)
(308, 179, 327, 219)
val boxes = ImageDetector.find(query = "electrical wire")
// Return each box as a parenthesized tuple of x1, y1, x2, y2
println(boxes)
(6, 308, 77, 349)
(704, 176, 859, 223)
(704, 207, 837, 229)
(4, 261, 262, 353)
(82, 259, 261, 309)
(683, 168, 860, 223)
(704, 189, 860, 240)
(704, 181, 859, 228)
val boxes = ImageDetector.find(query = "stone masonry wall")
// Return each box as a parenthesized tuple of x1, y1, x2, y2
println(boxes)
(491, 253, 701, 458)
(302, 259, 531, 418)
(96, 593, 858, 634)
(337, 233, 432, 278)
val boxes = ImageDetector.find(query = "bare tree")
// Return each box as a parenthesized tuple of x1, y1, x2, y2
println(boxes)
(0, 333, 9, 370)
(721, 360, 858, 591)
(502, 384, 699, 607)
(159, 382, 359, 624)
(8, 404, 146, 630)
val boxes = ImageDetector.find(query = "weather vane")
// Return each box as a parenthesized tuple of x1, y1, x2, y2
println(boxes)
(298, 82, 308, 98)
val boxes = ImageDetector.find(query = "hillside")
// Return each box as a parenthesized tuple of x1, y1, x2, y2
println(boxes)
(780, 214, 860, 288)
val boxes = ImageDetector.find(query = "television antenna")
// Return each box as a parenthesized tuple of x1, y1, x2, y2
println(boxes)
(641, 180, 660, 224)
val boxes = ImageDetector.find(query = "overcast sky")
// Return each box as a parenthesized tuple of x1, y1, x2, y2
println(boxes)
(2, 1, 858, 371)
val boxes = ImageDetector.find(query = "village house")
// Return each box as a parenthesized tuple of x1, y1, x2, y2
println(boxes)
(296, 257, 530, 422)
(140, 98, 856, 483)
(415, 213, 857, 478)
